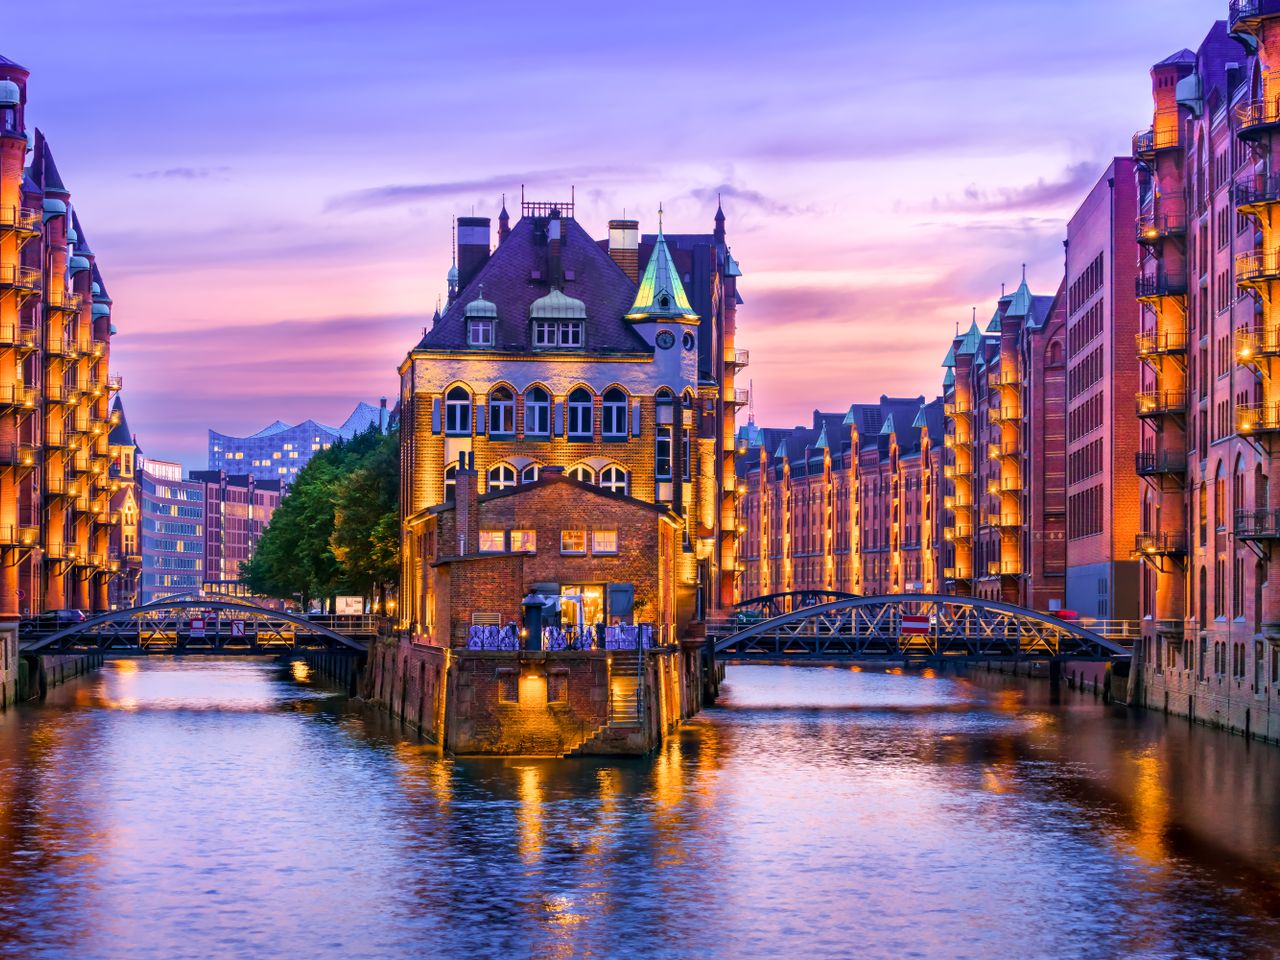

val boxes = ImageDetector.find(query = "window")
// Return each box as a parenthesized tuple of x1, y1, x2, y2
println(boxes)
(598, 465, 629, 494)
(568, 388, 593, 439)
(568, 464, 595, 483)
(488, 463, 516, 491)
(533, 321, 584, 348)
(656, 426, 673, 480)
(468, 319, 494, 346)
(561, 530, 587, 554)
(682, 427, 691, 481)
(602, 388, 628, 438)
(445, 386, 471, 435)
(592, 530, 618, 554)
(489, 387, 515, 435)
(479, 529, 505, 553)
(521, 463, 541, 484)
(510, 529, 537, 552)
(444, 463, 457, 500)
(524, 387, 550, 437)
(533, 320, 557, 347)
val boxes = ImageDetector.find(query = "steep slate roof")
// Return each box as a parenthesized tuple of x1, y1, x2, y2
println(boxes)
(0, 54, 29, 71)
(419, 216, 648, 353)
(28, 130, 68, 195)
(1156, 48, 1196, 66)
(108, 396, 132, 447)
(627, 229, 698, 321)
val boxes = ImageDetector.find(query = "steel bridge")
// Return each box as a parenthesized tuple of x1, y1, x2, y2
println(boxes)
(731, 590, 859, 621)
(711, 593, 1130, 663)
(18, 599, 371, 655)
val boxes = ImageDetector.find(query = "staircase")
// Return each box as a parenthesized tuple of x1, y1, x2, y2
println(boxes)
(566, 648, 647, 756)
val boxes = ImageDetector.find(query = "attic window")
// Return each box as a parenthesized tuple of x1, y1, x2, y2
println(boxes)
(468, 319, 494, 347)
(659, 294, 671, 309)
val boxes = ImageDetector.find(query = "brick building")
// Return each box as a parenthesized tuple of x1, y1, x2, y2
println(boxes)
(1064, 158, 1142, 620)
(940, 274, 1067, 611)
(1134, 10, 1280, 741)
(188, 469, 281, 589)
(735, 396, 944, 600)
(1, 53, 127, 703)
(107, 396, 141, 608)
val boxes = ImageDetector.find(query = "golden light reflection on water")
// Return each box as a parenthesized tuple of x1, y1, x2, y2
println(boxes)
(516, 763, 543, 865)
(1129, 747, 1170, 864)
(290, 660, 311, 684)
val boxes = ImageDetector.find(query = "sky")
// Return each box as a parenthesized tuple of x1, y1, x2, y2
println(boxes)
(11, 0, 1219, 466)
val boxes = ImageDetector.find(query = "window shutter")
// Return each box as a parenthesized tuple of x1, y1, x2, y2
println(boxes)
(477, 405, 487, 435)
(554, 401, 565, 436)
(431, 398, 442, 434)
(631, 399, 642, 437)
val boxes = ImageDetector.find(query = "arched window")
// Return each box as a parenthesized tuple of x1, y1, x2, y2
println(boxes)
(568, 388, 593, 439)
(524, 387, 550, 437)
(598, 465, 629, 494)
(1214, 462, 1225, 530)
(488, 463, 517, 491)
(490, 387, 515, 436)
(655, 389, 675, 480)
(445, 386, 471, 436)
(602, 388, 628, 439)
(444, 463, 458, 500)
(520, 463, 541, 484)
(568, 464, 595, 484)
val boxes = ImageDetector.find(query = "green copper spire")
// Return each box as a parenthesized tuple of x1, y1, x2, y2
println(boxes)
(626, 206, 699, 322)
(1006, 264, 1033, 318)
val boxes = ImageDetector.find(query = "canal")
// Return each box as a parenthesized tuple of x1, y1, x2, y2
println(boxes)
(0, 659, 1278, 960)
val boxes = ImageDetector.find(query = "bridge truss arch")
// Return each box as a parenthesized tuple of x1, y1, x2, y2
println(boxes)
(20, 599, 368, 655)
(732, 590, 860, 620)
(713, 593, 1130, 662)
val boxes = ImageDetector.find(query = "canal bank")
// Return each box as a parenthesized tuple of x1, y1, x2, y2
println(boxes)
(3, 651, 103, 709)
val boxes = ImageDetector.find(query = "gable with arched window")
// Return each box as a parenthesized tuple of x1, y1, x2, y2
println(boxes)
(598, 464, 629, 494)
(488, 462, 517, 491)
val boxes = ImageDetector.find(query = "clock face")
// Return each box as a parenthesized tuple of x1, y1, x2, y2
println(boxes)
(655, 330, 675, 350)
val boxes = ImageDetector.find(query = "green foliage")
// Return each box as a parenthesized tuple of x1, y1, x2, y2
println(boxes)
(243, 428, 399, 607)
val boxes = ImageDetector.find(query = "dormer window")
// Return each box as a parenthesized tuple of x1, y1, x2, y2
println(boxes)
(468, 319, 494, 346)
(533, 320, 584, 348)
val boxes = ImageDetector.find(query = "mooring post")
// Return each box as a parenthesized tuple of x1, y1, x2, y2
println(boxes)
(1048, 659, 1062, 705)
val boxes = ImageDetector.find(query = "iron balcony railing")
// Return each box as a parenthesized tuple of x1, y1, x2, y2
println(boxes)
(1136, 330, 1188, 358)
(1229, 0, 1278, 27)
(1235, 508, 1280, 540)
(729, 388, 749, 407)
(1236, 97, 1280, 140)
(1135, 531, 1187, 556)
(0, 323, 37, 350)
(44, 337, 73, 358)
(1135, 208, 1188, 245)
(1136, 390, 1187, 418)
(987, 440, 1019, 459)
(0, 264, 40, 292)
(1236, 325, 1280, 361)
(987, 560, 1021, 576)
(1235, 171, 1280, 211)
(1236, 250, 1280, 285)
(0, 441, 36, 467)
(987, 404, 1021, 423)
(1135, 270, 1188, 300)
(727, 348, 749, 370)
(1237, 401, 1280, 434)
(0, 206, 41, 234)
(1132, 111, 1181, 159)
(943, 400, 972, 417)
(1135, 451, 1187, 476)
(45, 291, 82, 314)
(107, 374, 123, 392)
(987, 513, 1022, 529)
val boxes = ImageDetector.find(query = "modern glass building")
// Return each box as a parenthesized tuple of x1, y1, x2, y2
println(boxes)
(138, 457, 205, 605)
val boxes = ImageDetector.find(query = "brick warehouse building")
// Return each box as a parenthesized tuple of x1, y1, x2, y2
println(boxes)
(940, 274, 1068, 611)
(379, 196, 744, 754)
(1134, 9, 1280, 741)
(0, 55, 127, 706)
(735, 396, 944, 600)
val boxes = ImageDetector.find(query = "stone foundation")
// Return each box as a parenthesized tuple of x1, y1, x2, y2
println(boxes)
(1138, 663, 1280, 744)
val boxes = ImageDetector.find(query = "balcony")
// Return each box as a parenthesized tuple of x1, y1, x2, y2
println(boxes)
(1236, 97, 1280, 141)
(1237, 250, 1280, 288)
(0, 206, 41, 235)
(1132, 112, 1181, 161)
(45, 381, 77, 404)
(987, 440, 1019, 460)
(988, 512, 1022, 530)
(1235, 172, 1280, 214)
(1237, 325, 1280, 363)
(43, 542, 78, 562)
(1136, 390, 1187, 419)
(1230, 0, 1280, 31)
(987, 369, 1020, 389)
(728, 387, 749, 408)
(0, 441, 36, 468)
(45, 291, 82, 314)
(727, 349, 749, 371)
(1236, 508, 1280, 540)
(1135, 451, 1187, 477)
(1135, 531, 1187, 557)
(0, 384, 38, 409)
(1135, 270, 1188, 301)
(987, 404, 1021, 424)
(0, 323, 37, 351)
(107, 374, 122, 392)
(1135, 208, 1188, 245)
(987, 560, 1021, 576)
(1238, 402, 1280, 435)
(0, 264, 40, 293)
(1136, 330, 1188, 359)
(943, 400, 972, 417)
(943, 525, 973, 543)
(44, 336, 73, 358)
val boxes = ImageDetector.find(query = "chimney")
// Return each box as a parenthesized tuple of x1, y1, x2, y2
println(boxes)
(498, 200, 511, 245)
(455, 451, 479, 556)
(609, 219, 639, 282)
(456, 217, 491, 292)
(548, 212, 563, 287)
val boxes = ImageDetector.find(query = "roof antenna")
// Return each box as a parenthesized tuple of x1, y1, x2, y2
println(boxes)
(658, 202, 664, 233)
(1001, 282, 1006, 296)
(1021, 262, 1027, 282)
(748, 379, 756, 426)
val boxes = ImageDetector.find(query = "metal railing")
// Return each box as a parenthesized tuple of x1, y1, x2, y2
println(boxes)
(1132, 112, 1181, 157)
(1236, 325, 1280, 360)
(987, 560, 1021, 576)
(1136, 390, 1187, 418)
(1235, 508, 1280, 539)
(1236, 97, 1280, 137)
(45, 291, 82, 313)
(0, 323, 37, 349)
(1136, 330, 1188, 357)
(1135, 450, 1187, 476)
(1236, 250, 1280, 284)
(988, 405, 1021, 423)
(1135, 270, 1188, 299)
(1235, 171, 1280, 210)
(1237, 401, 1280, 434)
(1135, 531, 1187, 556)
(0, 264, 41, 291)
(1135, 208, 1188, 244)
(728, 348, 749, 369)
(465, 622, 657, 652)
(0, 206, 41, 233)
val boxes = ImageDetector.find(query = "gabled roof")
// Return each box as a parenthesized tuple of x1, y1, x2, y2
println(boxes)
(1155, 48, 1196, 67)
(28, 129, 68, 195)
(418, 216, 647, 353)
(626, 227, 699, 322)
(108, 396, 133, 447)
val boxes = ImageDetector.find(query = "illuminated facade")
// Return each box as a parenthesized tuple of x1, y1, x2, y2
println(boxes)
(189, 469, 281, 588)
(107, 396, 141, 608)
(138, 458, 204, 605)
(940, 275, 1067, 611)
(1135, 10, 1280, 740)
(735, 397, 944, 600)
(0, 53, 126, 699)
(208, 399, 388, 484)
(399, 197, 744, 638)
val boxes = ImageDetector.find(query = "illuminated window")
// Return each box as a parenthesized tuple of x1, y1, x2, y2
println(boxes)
(598, 465, 628, 495)
(489, 387, 515, 435)
(468, 319, 494, 347)
(592, 530, 618, 554)
(523, 387, 550, 437)
(568, 464, 594, 484)
(602, 388, 628, 439)
(488, 463, 517, 491)
(510, 529, 536, 553)
(445, 386, 472, 435)
(561, 530, 587, 555)
(568, 388, 593, 439)
(520, 463, 541, 484)
(479, 530, 505, 553)
(273, 452, 281, 460)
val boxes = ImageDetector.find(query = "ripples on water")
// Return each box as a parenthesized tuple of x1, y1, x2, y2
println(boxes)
(0, 659, 1278, 960)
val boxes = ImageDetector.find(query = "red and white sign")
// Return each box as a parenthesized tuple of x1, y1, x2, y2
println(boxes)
(190, 618, 205, 638)
(231, 620, 245, 638)
(901, 614, 931, 636)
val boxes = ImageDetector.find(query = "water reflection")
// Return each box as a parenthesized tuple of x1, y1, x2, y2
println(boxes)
(0, 659, 1275, 959)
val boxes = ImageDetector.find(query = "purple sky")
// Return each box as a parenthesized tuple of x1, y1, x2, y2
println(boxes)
(12, 0, 1217, 466)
